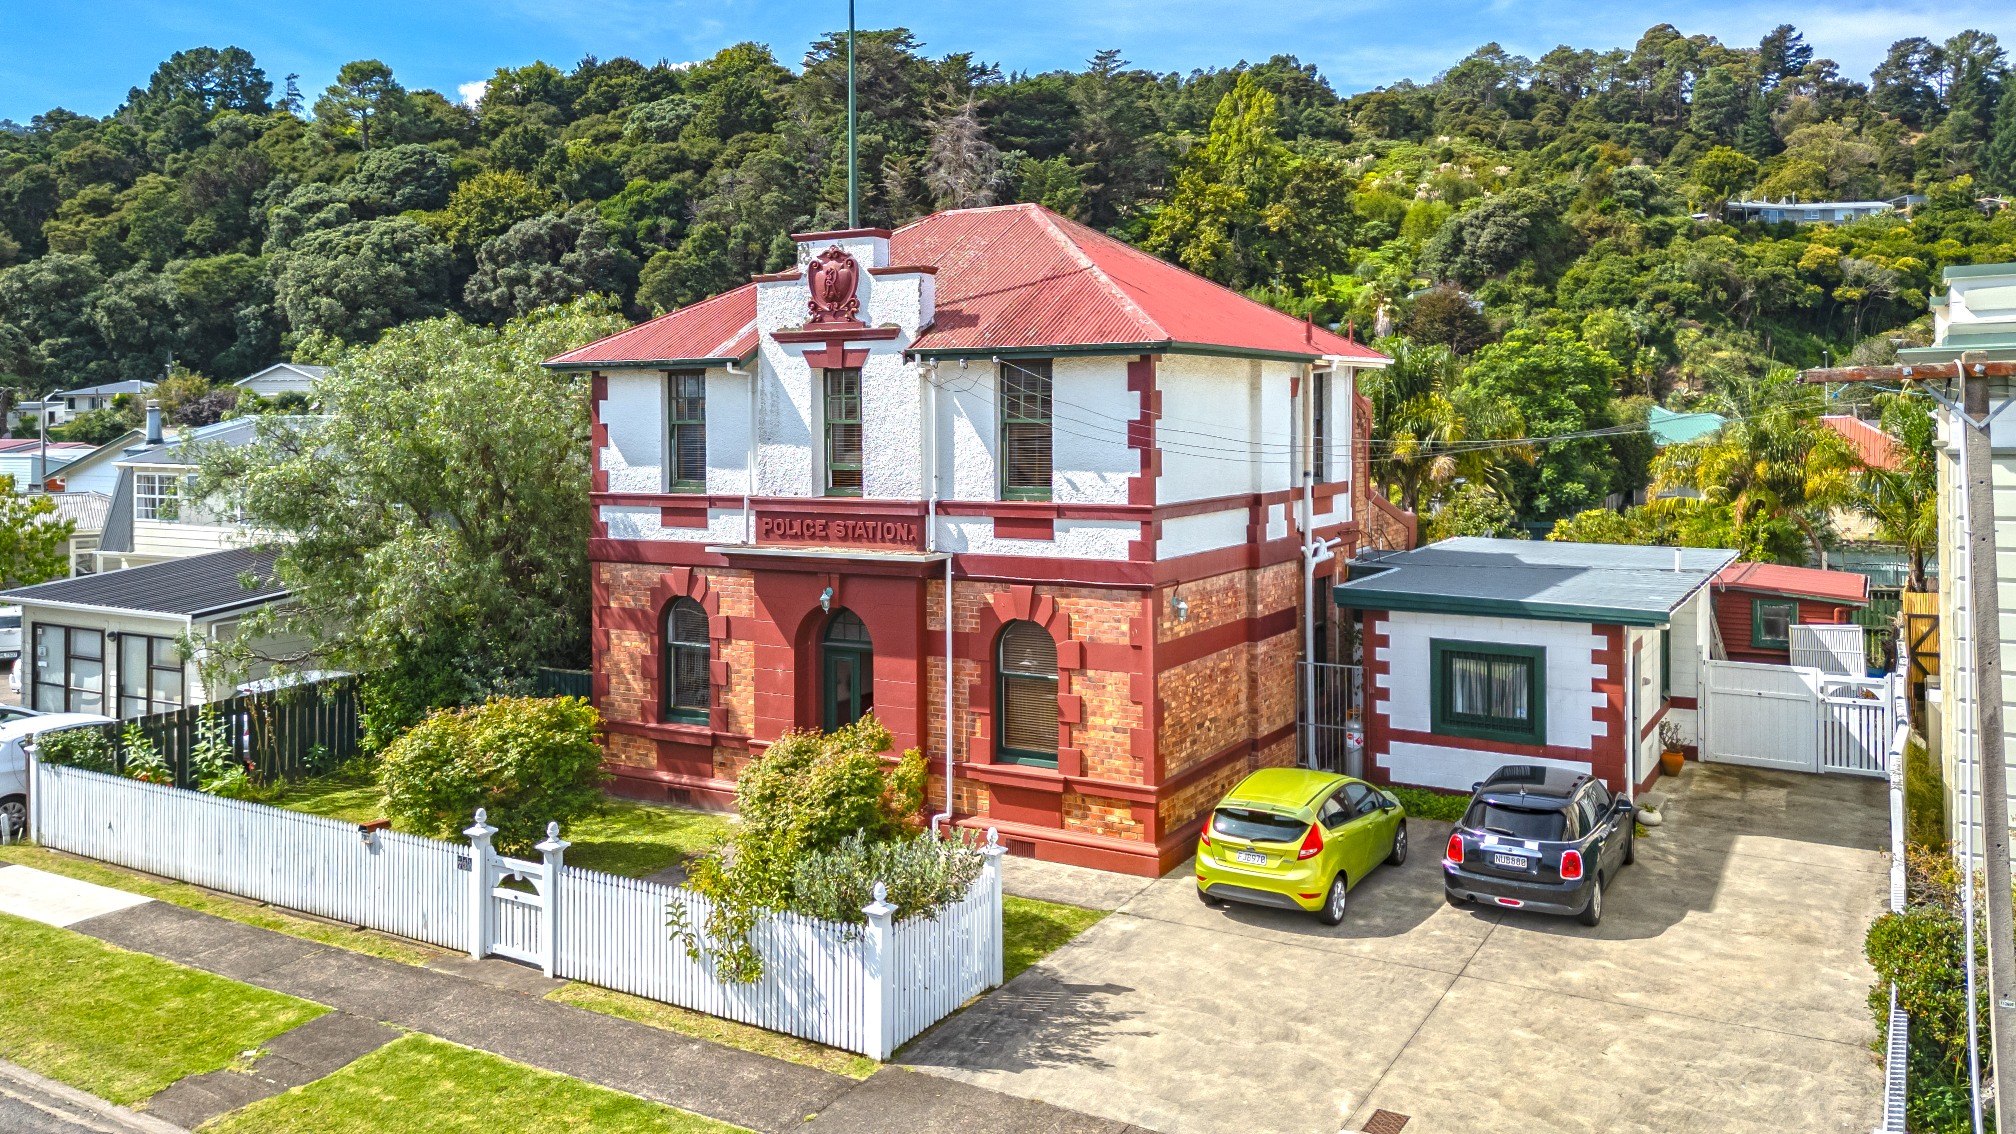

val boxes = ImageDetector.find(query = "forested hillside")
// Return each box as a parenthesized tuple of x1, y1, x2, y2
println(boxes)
(2, 24, 2014, 525)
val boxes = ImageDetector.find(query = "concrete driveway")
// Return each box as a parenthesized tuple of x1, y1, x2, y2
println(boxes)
(904, 764, 1886, 1134)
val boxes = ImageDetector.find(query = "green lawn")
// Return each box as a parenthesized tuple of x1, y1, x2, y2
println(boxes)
(0, 844, 440, 966)
(1002, 896, 1106, 982)
(262, 772, 733, 878)
(0, 911, 325, 1104)
(201, 1033, 744, 1134)
(548, 983, 878, 1080)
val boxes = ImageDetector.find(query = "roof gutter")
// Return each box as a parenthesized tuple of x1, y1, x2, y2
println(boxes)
(2, 590, 289, 621)
(543, 352, 757, 373)
(903, 339, 1386, 366)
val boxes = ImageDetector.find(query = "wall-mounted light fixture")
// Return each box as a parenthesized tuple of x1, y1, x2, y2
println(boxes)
(1172, 595, 1190, 622)
(819, 586, 835, 612)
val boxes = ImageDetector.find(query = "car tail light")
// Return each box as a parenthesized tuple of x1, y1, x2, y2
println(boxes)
(1297, 825, 1323, 860)
(1559, 848, 1584, 881)
(1199, 827, 1211, 846)
(1446, 833, 1464, 864)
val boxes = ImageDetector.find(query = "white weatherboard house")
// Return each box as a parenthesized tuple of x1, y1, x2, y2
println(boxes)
(0, 547, 296, 718)
(1334, 538, 1735, 797)
(233, 362, 326, 400)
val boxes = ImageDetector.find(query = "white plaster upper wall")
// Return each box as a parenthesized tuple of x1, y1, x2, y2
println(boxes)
(1379, 740, 1590, 794)
(601, 505, 744, 544)
(1157, 354, 1262, 506)
(933, 517, 1135, 559)
(601, 369, 667, 493)
(937, 356, 1133, 505)
(1157, 508, 1248, 559)
(1376, 610, 1607, 749)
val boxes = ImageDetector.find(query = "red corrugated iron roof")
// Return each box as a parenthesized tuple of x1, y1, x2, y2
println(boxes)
(547, 204, 1388, 368)
(1821, 415, 1901, 471)
(545, 283, 758, 368)
(1714, 561, 1870, 605)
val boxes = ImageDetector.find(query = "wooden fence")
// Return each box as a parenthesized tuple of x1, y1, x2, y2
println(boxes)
(26, 760, 1003, 1059)
(69, 675, 362, 789)
(534, 668, 593, 700)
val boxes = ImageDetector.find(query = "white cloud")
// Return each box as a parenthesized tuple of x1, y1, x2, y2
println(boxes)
(457, 80, 488, 108)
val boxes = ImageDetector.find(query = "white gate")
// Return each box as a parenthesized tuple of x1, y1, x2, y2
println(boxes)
(463, 812, 566, 977)
(1704, 659, 1820, 773)
(1703, 661, 1896, 777)
(1790, 624, 1867, 676)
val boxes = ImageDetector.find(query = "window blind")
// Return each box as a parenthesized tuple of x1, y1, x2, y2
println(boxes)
(667, 371, 706, 492)
(998, 621, 1059, 759)
(1000, 359, 1053, 501)
(824, 368, 862, 495)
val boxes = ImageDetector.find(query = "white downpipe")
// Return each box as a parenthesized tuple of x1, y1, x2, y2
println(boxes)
(1957, 412, 1986, 1134)
(1303, 533, 1343, 770)
(925, 364, 955, 836)
(729, 359, 756, 544)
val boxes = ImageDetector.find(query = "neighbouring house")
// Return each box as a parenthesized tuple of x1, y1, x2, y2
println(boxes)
(0, 439, 93, 490)
(1710, 561, 1869, 664)
(233, 362, 326, 400)
(36, 379, 156, 426)
(0, 547, 297, 719)
(1724, 197, 1908, 225)
(39, 492, 111, 577)
(1647, 405, 1724, 447)
(543, 203, 1392, 875)
(1810, 260, 2016, 850)
(36, 429, 144, 497)
(92, 410, 290, 574)
(1332, 538, 1736, 797)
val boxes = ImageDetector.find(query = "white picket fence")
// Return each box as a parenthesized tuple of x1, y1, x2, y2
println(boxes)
(27, 760, 1003, 1059)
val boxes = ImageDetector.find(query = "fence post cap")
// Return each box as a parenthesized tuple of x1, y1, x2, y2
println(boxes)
(536, 821, 570, 855)
(863, 879, 896, 920)
(981, 827, 1007, 857)
(463, 810, 497, 840)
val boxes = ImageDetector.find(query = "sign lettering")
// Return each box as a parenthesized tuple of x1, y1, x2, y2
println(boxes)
(758, 514, 920, 549)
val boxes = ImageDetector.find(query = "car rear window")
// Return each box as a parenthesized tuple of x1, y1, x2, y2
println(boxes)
(0, 616, 18, 629)
(1212, 807, 1309, 844)
(1463, 801, 1567, 841)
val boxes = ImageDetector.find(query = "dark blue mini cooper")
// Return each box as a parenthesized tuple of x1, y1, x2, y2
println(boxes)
(1442, 764, 1635, 926)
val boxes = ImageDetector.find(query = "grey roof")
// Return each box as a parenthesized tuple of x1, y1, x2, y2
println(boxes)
(42, 492, 110, 533)
(99, 469, 133, 552)
(50, 379, 156, 399)
(1335, 537, 1738, 626)
(116, 415, 308, 468)
(0, 546, 286, 618)
(235, 362, 328, 387)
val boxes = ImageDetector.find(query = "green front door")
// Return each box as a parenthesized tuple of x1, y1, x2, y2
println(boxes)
(821, 609, 873, 730)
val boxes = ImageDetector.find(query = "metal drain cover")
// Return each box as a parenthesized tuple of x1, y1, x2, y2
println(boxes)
(1362, 1110, 1411, 1134)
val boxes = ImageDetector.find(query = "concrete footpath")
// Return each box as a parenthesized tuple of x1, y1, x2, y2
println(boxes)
(0, 861, 1137, 1133)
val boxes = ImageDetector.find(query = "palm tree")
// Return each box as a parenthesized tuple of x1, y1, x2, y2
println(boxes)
(1650, 367, 1859, 563)
(1854, 391, 1937, 591)
(1362, 337, 1528, 514)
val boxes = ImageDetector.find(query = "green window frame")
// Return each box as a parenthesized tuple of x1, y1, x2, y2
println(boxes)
(996, 621, 1059, 767)
(999, 359, 1053, 501)
(1660, 626, 1671, 698)
(1751, 598, 1796, 649)
(663, 598, 711, 724)
(667, 370, 706, 493)
(1310, 369, 1328, 482)
(1429, 638, 1546, 745)
(823, 367, 862, 497)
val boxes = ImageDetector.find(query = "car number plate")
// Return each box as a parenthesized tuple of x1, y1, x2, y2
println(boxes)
(1491, 852, 1530, 869)
(1233, 850, 1267, 866)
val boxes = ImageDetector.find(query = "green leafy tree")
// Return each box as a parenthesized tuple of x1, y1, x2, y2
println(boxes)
(1144, 73, 1288, 287)
(1855, 392, 1938, 590)
(1692, 146, 1758, 217)
(439, 170, 556, 251)
(1361, 337, 1528, 513)
(271, 216, 454, 345)
(464, 205, 635, 323)
(1423, 483, 1525, 541)
(193, 298, 629, 740)
(1461, 328, 1619, 518)
(313, 60, 407, 151)
(0, 474, 74, 586)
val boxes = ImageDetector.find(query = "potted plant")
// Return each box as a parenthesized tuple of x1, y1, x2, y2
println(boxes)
(1658, 720, 1686, 777)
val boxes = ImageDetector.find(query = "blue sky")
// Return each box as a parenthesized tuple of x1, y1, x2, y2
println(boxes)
(2, 0, 2010, 122)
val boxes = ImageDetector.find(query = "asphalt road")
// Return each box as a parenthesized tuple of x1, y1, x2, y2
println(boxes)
(0, 1062, 187, 1134)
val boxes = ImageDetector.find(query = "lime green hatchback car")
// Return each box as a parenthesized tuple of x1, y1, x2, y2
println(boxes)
(1195, 768, 1408, 925)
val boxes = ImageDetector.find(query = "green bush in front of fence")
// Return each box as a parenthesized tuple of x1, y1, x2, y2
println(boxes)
(34, 727, 116, 774)
(670, 715, 932, 982)
(379, 695, 607, 856)
(1864, 846, 1989, 1134)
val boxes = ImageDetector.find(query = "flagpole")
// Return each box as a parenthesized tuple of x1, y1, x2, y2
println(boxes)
(846, 0, 858, 228)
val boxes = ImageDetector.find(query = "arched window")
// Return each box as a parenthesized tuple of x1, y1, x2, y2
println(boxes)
(821, 609, 874, 730)
(664, 599, 711, 723)
(996, 621, 1059, 767)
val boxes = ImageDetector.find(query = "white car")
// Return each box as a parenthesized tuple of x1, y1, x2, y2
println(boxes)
(0, 713, 117, 837)
(0, 606, 19, 664)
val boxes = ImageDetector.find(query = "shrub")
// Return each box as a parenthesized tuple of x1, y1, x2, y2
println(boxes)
(1864, 844, 1990, 1133)
(190, 706, 252, 798)
(671, 714, 935, 982)
(121, 724, 171, 785)
(35, 726, 115, 773)
(379, 696, 606, 855)
(791, 830, 986, 926)
(1390, 785, 1469, 822)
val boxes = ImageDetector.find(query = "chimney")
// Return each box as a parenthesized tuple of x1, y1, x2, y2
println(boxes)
(145, 400, 163, 445)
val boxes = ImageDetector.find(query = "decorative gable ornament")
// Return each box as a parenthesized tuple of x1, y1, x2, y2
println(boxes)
(805, 245, 862, 326)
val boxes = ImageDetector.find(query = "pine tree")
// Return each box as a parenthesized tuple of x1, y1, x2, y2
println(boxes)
(1982, 85, 2016, 193)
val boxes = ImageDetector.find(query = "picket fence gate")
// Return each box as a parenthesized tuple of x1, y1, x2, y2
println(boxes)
(27, 761, 1003, 1059)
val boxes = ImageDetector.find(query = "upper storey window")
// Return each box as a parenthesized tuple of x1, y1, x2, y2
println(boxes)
(824, 368, 862, 497)
(1000, 359, 1053, 501)
(667, 370, 706, 493)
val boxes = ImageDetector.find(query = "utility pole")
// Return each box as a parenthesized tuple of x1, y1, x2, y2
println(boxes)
(846, 0, 858, 228)
(1961, 350, 2016, 1134)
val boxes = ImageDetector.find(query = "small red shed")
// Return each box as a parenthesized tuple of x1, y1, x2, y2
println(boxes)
(1712, 562, 1870, 664)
